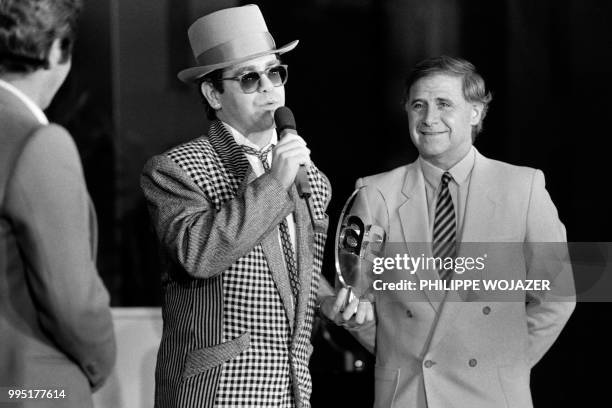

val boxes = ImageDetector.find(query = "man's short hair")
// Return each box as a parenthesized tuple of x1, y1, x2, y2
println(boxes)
(0, 0, 82, 74)
(403, 56, 492, 137)
(198, 69, 224, 121)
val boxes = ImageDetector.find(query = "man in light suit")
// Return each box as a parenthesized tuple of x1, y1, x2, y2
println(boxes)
(0, 1, 116, 406)
(141, 5, 332, 408)
(325, 56, 575, 408)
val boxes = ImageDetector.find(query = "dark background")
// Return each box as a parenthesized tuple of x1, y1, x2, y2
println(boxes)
(46, 0, 612, 406)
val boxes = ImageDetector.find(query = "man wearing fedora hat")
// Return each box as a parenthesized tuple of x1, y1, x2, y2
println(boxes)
(141, 5, 332, 408)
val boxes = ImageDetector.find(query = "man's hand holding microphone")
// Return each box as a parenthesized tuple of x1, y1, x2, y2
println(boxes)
(270, 132, 310, 190)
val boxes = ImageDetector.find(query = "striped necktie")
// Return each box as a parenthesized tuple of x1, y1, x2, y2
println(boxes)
(433, 172, 456, 281)
(241, 144, 301, 302)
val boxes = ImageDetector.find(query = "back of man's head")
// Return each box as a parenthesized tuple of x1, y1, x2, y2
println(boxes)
(0, 0, 82, 75)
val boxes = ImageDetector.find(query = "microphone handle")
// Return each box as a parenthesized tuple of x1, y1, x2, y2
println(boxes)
(296, 165, 311, 198)
(280, 129, 312, 198)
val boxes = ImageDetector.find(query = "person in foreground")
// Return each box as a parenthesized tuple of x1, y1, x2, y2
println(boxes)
(141, 5, 333, 408)
(323, 56, 575, 408)
(0, 1, 116, 406)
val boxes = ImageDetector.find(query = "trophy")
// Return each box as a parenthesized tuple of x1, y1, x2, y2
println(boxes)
(334, 185, 389, 309)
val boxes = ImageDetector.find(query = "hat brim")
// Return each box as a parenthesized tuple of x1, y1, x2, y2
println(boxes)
(177, 40, 298, 83)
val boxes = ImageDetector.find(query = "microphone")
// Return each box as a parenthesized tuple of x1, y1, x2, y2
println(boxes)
(274, 106, 312, 198)
(274, 106, 316, 230)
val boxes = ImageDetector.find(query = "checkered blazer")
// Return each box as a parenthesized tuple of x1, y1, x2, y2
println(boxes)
(141, 120, 331, 408)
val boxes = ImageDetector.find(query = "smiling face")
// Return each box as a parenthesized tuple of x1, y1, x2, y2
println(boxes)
(406, 74, 483, 169)
(204, 54, 285, 136)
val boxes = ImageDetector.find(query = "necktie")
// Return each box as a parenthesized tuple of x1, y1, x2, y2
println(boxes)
(241, 144, 301, 302)
(433, 172, 456, 280)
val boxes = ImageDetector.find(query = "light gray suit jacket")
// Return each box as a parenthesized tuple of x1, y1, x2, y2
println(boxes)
(0, 85, 115, 407)
(351, 149, 575, 408)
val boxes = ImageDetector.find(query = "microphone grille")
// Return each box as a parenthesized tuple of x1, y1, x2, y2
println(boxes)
(274, 106, 296, 132)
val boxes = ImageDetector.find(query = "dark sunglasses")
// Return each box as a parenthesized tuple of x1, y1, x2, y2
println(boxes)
(221, 64, 288, 94)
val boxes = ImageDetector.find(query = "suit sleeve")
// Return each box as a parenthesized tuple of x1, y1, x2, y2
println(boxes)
(6, 126, 116, 391)
(524, 169, 576, 367)
(140, 154, 294, 279)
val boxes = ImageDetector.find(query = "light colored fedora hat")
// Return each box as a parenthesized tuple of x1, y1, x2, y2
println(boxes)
(177, 4, 298, 83)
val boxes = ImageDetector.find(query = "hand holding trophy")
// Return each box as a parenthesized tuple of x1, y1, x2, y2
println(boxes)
(320, 185, 389, 328)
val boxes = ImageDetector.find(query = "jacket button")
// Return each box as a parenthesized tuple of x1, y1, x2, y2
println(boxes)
(406, 309, 413, 318)
(482, 306, 491, 315)
(468, 358, 477, 367)
(424, 360, 435, 368)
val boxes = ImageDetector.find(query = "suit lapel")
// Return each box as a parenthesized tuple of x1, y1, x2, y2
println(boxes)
(208, 120, 250, 187)
(459, 150, 497, 244)
(399, 163, 445, 310)
(260, 229, 296, 330)
(292, 187, 313, 337)
(0, 82, 43, 125)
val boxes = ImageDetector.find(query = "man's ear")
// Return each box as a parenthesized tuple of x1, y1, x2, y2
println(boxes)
(470, 102, 484, 126)
(201, 81, 221, 110)
(47, 38, 68, 69)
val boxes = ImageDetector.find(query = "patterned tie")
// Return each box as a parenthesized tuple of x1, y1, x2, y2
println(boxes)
(241, 144, 301, 302)
(432, 172, 456, 281)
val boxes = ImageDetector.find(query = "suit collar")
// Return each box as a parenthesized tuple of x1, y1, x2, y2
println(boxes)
(0, 79, 48, 125)
(419, 146, 475, 190)
(222, 120, 278, 152)
(208, 120, 250, 184)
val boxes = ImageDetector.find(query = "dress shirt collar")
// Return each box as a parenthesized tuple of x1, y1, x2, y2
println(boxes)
(222, 121, 277, 151)
(420, 146, 476, 189)
(0, 78, 48, 125)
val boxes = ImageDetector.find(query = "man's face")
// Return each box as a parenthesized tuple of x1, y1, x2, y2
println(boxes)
(214, 54, 285, 135)
(406, 74, 482, 169)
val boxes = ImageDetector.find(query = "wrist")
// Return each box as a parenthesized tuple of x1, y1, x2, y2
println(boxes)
(315, 296, 336, 324)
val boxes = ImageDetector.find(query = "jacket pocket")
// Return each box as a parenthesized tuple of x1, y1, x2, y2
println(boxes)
(373, 366, 400, 408)
(182, 332, 250, 379)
